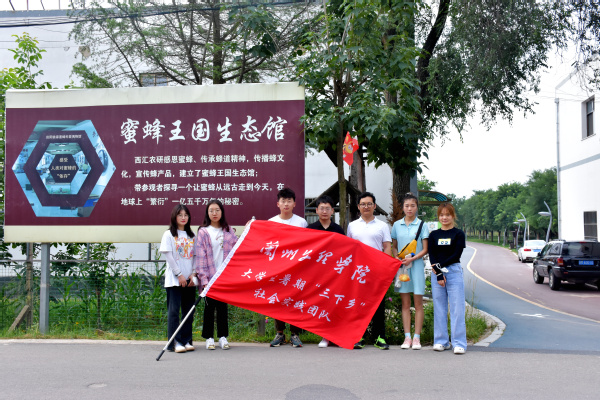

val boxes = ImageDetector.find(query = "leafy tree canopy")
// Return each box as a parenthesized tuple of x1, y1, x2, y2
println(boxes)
(418, 0, 570, 139)
(69, 0, 312, 86)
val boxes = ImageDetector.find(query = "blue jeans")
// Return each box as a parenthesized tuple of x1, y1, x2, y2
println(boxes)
(431, 263, 467, 349)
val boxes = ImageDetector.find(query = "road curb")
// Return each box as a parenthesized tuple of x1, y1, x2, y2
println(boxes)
(471, 306, 506, 347)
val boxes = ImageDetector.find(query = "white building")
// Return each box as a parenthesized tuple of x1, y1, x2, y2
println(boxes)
(556, 70, 599, 241)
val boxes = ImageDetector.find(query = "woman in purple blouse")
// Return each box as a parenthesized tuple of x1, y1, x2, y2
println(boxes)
(194, 199, 238, 350)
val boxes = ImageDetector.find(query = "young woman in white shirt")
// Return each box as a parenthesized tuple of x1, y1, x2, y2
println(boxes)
(160, 204, 196, 353)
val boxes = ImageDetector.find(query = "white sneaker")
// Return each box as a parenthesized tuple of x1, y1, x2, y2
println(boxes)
(433, 343, 452, 352)
(184, 342, 195, 352)
(218, 337, 230, 350)
(318, 338, 329, 348)
(174, 341, 187, 353)
(453, 346, 466, 354)
(400, 337, 412, 349)
(206, 338, 215, 350)
(411, 337, 421, 350)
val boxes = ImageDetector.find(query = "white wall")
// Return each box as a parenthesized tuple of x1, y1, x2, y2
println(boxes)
(557, 72, 600, 240)
(304, 150, 393, 220)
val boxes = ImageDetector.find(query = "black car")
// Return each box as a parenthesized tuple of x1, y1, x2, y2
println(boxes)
(532, 240, 600, 290)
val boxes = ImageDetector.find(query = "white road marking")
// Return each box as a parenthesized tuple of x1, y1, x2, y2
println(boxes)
(514, 313, 548, 318)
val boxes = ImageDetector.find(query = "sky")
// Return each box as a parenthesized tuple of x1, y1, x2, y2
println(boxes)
(3, 0, 73, 10)
(3, 1, 591, 200)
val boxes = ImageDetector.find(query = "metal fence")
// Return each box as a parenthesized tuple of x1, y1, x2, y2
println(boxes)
(0, 258, 170, 335)
(1, 255, 435, 344)
(0, 255, 272, 340)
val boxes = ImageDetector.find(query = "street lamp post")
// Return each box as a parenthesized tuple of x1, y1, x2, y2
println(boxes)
(538, 201, 553, 242)
(520, 212, 528, 241)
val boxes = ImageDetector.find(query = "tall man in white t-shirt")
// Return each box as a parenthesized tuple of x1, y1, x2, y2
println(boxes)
(347, 191, 393, 350)
(268, 187, 308, 348)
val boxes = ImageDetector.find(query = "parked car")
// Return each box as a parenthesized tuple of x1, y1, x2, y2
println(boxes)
(532, 240, 600, 290)
(518, 240, 546, 262)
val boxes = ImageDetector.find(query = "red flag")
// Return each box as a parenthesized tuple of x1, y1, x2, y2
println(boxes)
(343, 132, 359, 166)
(202, 220, 400, 349)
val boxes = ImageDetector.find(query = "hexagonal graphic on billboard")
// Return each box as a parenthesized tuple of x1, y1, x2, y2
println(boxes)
(11, 120, 116, 217)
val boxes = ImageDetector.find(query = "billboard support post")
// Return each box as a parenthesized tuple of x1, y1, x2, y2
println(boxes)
(39, 243, 51, 334)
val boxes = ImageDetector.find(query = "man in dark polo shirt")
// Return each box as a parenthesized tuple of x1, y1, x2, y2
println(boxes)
(307, 195, 345, 347)
(307, 195, 345, 235)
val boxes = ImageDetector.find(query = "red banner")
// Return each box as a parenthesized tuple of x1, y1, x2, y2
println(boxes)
(202, 220, 401, 349)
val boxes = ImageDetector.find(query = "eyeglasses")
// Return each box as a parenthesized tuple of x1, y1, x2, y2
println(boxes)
(317, 207, 332, 212)
(358, 203, 374, 208)
(208, 209, 221, 214)
(177, 214, 189, 218)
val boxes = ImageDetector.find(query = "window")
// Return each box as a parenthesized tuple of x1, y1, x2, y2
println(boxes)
(140, 73, 168, 87)
(584, 211, 597, 240)
(584, 98, 594, 138)
(538, 243, 551, 257)
(548, 243, 562, 256)
(304, 197, 319, 224)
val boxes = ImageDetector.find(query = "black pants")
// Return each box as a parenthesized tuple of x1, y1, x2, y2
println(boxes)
(275, 319, 300, 335)
(363, 298, 386, 340)
(166, 286, 196, 349)
(202, 297, 229, 339)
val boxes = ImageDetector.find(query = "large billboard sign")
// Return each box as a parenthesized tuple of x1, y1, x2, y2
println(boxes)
(4, 83, 305, 243)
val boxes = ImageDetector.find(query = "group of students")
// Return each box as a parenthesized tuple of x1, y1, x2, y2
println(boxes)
(160, 187, 467, 354)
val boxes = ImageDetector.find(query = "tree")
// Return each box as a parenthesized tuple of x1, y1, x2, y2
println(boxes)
(293, 0, 422, 227)
(0, 33, 52, 258)
(416, 175, 438, 222)
(70, 63, 114, 88)
(493, 182, 526, 241)
(450, 194, 465, 228)
(69, 0, 311, 86)
(522, 168, 558, 239)
(391, 0, 569, 210)
(455, 168, 557, 242)
(1, 34, 54, 328)
(571, 0, 600, 88)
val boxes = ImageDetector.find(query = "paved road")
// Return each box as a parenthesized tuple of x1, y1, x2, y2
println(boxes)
(1, 339, 600, 400)
(464, 242, 600, 351)
(467, 242, 600, 321)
